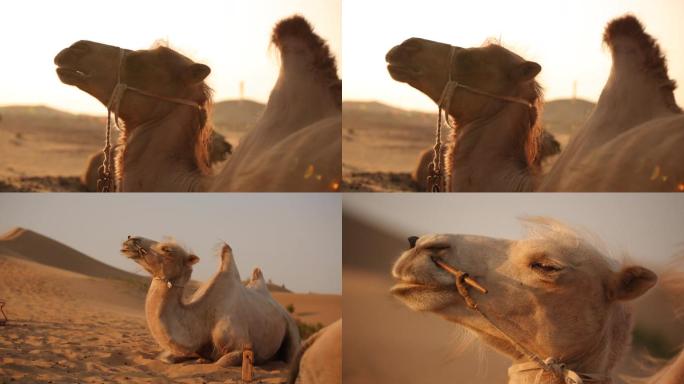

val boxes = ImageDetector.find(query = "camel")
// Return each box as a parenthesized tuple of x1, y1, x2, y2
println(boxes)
(386, 15, 684, 192)
(411, 131, 560, 191)
(120, 236, 300, 366)
(391, 217, 683, 384)
(54, 15, 341, 192)
(81, 131, 232, 192)
(287, 319, 342, 384)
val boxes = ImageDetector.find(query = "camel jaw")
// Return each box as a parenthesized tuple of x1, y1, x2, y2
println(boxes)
(55, 67, 91, 86)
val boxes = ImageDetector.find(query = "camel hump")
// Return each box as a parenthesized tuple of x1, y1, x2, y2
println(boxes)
(603, 15, 673, 89)
(219, 243, 240, 280)
(271, 15, 316, 47)
(271, 15, 340, 98)
(250, 267, 264, 282)
(603, 15, 648, 45)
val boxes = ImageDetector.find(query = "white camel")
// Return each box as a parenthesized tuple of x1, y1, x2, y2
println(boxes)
(121, 236, 300, 365)
(391, 217, 682, 383)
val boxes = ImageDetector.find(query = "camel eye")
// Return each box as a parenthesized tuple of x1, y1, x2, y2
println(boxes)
(160, 246, 173, 254)
(530, 262, 563, 274)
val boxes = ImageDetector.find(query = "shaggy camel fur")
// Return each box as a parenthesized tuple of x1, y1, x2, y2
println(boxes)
(287, 319, 342, 384)
(81, 131, 232, 192)
(121, 237, 300, 366)
(391, 217, 667, 384)
(411, 131, 560, 191)
(54, 16, 340, 192)
(387, 15, 683, 191)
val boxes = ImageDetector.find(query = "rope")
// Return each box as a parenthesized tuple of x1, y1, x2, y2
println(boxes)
(96, 47, 204, 192)
(0, 300, 7, 326)
(429, 45, 534, 192)
(432, 258, 610, 384)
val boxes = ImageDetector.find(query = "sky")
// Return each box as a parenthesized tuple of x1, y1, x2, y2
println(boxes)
(343, 0, 684, 112)
(343, 193, 684, 268)
(0, 194, 341, 294)
(0, 0, 341, 115)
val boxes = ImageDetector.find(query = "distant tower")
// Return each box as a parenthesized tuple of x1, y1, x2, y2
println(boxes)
(572, 80, 577, 103)
(239, 81, 245, 101)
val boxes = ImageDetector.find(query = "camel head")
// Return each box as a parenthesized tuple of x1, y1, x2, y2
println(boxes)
(386, 38, 541, 123)
(54, 40, 212, 124)
(391, 217, 657, 366)
(121, 236, 199, 285)
(271, 15, 341, 109)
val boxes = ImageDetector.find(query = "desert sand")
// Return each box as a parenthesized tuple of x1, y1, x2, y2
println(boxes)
(342, 213, 684, 384)
(0, 100, 264, 192)
(0, 227, 340, 383)
(341, 99, 595, 191)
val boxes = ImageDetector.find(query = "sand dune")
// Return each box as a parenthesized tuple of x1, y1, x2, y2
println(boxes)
(0, 228, 339, 383)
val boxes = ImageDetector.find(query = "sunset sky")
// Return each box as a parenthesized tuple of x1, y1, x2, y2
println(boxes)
(343, 0, 684, 112)
(0, 0, 341, 115)
(0, 194, 342, 294)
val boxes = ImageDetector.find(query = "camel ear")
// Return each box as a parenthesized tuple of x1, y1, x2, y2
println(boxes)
(184, 63, 211, 84)
(186, 254, 200, 266)
(610, 266, 657, 301)
(511, 61, 541, 82)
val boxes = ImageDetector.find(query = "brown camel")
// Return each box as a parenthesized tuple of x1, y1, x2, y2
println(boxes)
(391, 217, 682, 384)
(81, 131, 232, 192)
(411, 130, 560, 191)
(55, 16, 340, 192)
(387, 15, 684, 191)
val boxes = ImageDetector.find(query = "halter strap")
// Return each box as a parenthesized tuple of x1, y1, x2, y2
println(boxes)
(97, 47, 204, 192)
(152, 276, 185, 289)
(428, 45, 535, 192)
(433, 258, 610, 384)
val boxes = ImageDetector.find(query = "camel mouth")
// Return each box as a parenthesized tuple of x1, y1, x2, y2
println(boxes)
(386, 64, 421, 82)
(390, 281, 451, 297)
(120, 245, 146, 260)
(56, 67, 91, 85)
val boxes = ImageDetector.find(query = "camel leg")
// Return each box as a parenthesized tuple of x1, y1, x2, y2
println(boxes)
(215, 350, 243, 367)
(157, 350, 196, 364)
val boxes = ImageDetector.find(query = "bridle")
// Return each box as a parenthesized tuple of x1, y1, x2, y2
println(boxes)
(432, 257, 609, 384)
(98, 47, 205, 192)
(429, 46, 535, 193)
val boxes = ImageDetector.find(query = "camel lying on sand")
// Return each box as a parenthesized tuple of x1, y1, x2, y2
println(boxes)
(287, 319, 341, 384)
(391, 217, 683, 384)
(411, 130, 560, 191)
(387, 15, 683, 191)
(121, 236, 300, 365)
(55, 15, 340, 192)
(81, 131, 232, 192)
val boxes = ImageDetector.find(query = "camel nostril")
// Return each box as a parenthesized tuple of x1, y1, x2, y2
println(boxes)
(408, 236, 419, 248)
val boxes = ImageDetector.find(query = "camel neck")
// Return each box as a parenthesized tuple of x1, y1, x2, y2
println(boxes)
(448, 103, 538, 191)
(145, 278, 206, 354)
(118, 107, 207, 191)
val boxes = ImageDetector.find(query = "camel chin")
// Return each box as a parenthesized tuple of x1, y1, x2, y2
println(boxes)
(391, 282, 459, 312)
